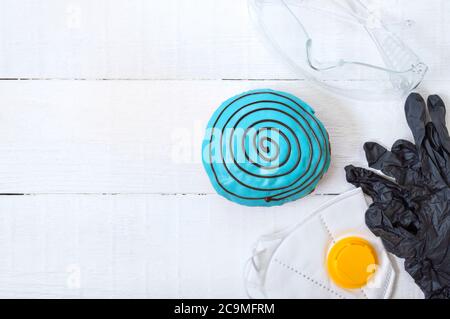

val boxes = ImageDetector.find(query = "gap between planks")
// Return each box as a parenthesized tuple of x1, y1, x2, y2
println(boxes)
(2, 78, 449, 82)
(0, 192, 342, 196)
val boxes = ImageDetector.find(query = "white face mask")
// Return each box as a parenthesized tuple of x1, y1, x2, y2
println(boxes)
(245, 188, 396, 299)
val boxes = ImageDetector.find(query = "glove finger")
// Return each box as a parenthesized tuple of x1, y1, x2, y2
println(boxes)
(345, 165, 402, 203)
(364, 142, 406, 182)
(405, 93, 439, 180)
(364, 141, 422, 186)
(426, 96, 450, 184)
(364, 142, 394, 169)
(423, 124, 450, 186)
(405, 93, 427, 148)
(427, 94, 450, 153)
(425, 122, 447, 164)
(426, 122, 442, 151)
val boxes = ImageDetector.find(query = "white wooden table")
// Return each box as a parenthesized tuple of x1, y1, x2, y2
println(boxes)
(0, 0, 447, 298)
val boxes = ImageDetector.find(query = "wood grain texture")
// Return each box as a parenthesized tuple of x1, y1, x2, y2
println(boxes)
(0, 0, 448, 80)
(0, 194, 423, 298)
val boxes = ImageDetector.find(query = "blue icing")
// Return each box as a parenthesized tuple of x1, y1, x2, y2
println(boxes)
(202, 89, 331, 207)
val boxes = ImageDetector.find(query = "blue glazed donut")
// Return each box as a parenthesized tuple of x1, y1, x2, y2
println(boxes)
(202, 89, 331, 207)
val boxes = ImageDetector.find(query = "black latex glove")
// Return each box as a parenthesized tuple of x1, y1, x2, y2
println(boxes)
(345, 93, 450, 299)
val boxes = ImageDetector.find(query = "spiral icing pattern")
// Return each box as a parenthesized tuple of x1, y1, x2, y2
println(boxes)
(202, 89, 331, 207)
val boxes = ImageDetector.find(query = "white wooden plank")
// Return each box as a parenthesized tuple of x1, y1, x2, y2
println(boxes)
(0, 0, 447, 80)
(0, 79, 448, 194)
(0, 193, 423, 298)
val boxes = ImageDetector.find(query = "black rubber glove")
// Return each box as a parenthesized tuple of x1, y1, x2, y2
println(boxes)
(345, 93, 450, 299)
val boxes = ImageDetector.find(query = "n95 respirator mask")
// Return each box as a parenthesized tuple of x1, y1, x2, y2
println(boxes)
(245, 188, 396, 299)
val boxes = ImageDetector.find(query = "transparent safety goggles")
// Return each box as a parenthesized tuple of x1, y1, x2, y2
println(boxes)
(248, 0, 428, 100)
